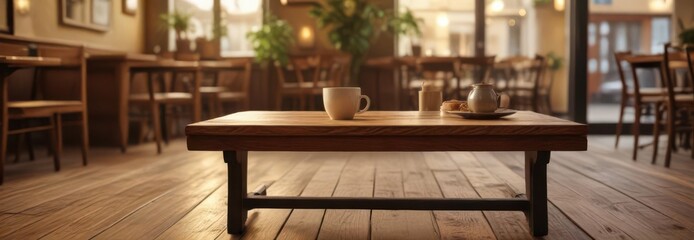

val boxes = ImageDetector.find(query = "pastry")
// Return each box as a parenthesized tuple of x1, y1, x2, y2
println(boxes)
(441, 100, 465, 111)
(458, 102, 470, 112)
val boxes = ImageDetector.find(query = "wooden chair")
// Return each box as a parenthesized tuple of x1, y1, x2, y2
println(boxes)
(128, 63, 200, 154)
(409, 57, 460, 109)
(200, 59, 252, 118)
(1, 44, 89, 184)
(457, 56, 496, 98)
(508, 55, 548, 112)
(275, 56, 320, 110)
(653, 43, 694, 167)
(303, 55, 350, 109)
(616, 52, 679, 161)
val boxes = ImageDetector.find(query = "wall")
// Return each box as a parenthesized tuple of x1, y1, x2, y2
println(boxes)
(13, 0, 144, 53)
(535, 4, 568, 113)
(673, 0, 694, 40)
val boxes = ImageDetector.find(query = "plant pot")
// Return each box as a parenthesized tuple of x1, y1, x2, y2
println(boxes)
(176, 39, 192, 53)
(196, 38, 221, 60)
(411, 44, 422, 57)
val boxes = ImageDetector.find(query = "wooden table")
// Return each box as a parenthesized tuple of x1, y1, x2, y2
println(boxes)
(88, 54, 211, 151)
(87, 53, 157, 149)
(186, 111, 587, 236)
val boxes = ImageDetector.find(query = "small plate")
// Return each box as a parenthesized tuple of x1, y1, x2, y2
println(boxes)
(447, 109, 517, 120)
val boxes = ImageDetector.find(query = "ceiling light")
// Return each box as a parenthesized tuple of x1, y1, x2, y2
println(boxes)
(490, 0, 504, 13)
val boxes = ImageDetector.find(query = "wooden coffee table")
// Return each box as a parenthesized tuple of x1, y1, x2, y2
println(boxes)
(186, 111, 587, 236)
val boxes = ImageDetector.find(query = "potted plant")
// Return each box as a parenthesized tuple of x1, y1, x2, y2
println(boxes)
(310, 0, 386, 86)
(389, 8, 423, 56)
(197, 22, 228, 60)
(161, 11, 193, 53)
(246, 15, 295, 67)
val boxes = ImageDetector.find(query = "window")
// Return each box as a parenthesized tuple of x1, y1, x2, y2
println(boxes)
(169, 0, 262, 57)
(221, 0, 262, 57)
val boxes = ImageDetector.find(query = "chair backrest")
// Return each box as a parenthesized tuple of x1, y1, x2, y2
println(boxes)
(613, 51, 633, 96)
(218, 58, 252, 95)
(459, 56, 496, 84)
(36, 45, 87, 103)
(663, 43, 694, 105)
(682, 44, 694, 91)
(330, 55, 351, 87)
(276, 55, 320, 88)
(530, 54, 548, 91)
(416, 57, 460, 89)
(313, 54, 351, 88)
(622, 53, 662, 100)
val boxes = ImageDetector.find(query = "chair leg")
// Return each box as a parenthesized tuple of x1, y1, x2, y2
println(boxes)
(632, 104, 642, 161)
(26, 132, 34, 161)
(150, 103, 163, 154)
(52, 114, 62, 172)
(652, 104, 661, 164)
(160, 105, 169, 145)
(14, 134, 22, 163)
(80, 111, 89, 166)
(665, 108, 675, 167)
(615, 96, 627, 148)
(1, 114, 7, 185)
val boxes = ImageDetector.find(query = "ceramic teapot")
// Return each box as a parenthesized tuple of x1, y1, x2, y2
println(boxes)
(467, 83, 509, 113)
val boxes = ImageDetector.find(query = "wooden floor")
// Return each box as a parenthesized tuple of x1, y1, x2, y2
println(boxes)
(0, 136, 693, 239)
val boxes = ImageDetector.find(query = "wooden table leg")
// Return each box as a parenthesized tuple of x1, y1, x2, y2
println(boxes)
(224, 151, 248, 235)
(525, 151, 550, 236)
(120, 64, 131, 153)
(192, 70, 202, 122)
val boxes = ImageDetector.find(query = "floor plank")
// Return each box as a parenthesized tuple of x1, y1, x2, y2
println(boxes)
(276, 154, 348, 240)
(423, 151, 499, 240)
(370, 152, 441, 240)
(237, 153, 322, 240)
(471, 152, 592, 240)
(1, 136, 693, 239)
(316, 153, 375, 240)
(492, 151, 694, 239)
(450, 152, 533, 240)
(157, 152, 297, 240)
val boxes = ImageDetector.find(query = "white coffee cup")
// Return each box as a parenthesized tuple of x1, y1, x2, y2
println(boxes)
(323, 87, 370, 120)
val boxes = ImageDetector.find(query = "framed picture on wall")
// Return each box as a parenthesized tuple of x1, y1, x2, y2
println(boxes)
(123, 0, 137, 16)
(0, 0, 13, 34)
(60, 0, 110, 32)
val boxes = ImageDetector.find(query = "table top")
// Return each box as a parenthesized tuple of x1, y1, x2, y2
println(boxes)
(0, 56, 63, 67)
(129, 59, 200, 70)
(186, 111, 586, 137)
(88, 53, 158, 62)
(625, 54, 690, 69)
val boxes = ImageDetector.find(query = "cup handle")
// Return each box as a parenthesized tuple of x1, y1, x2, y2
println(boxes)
(357, 95, 370, 114)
